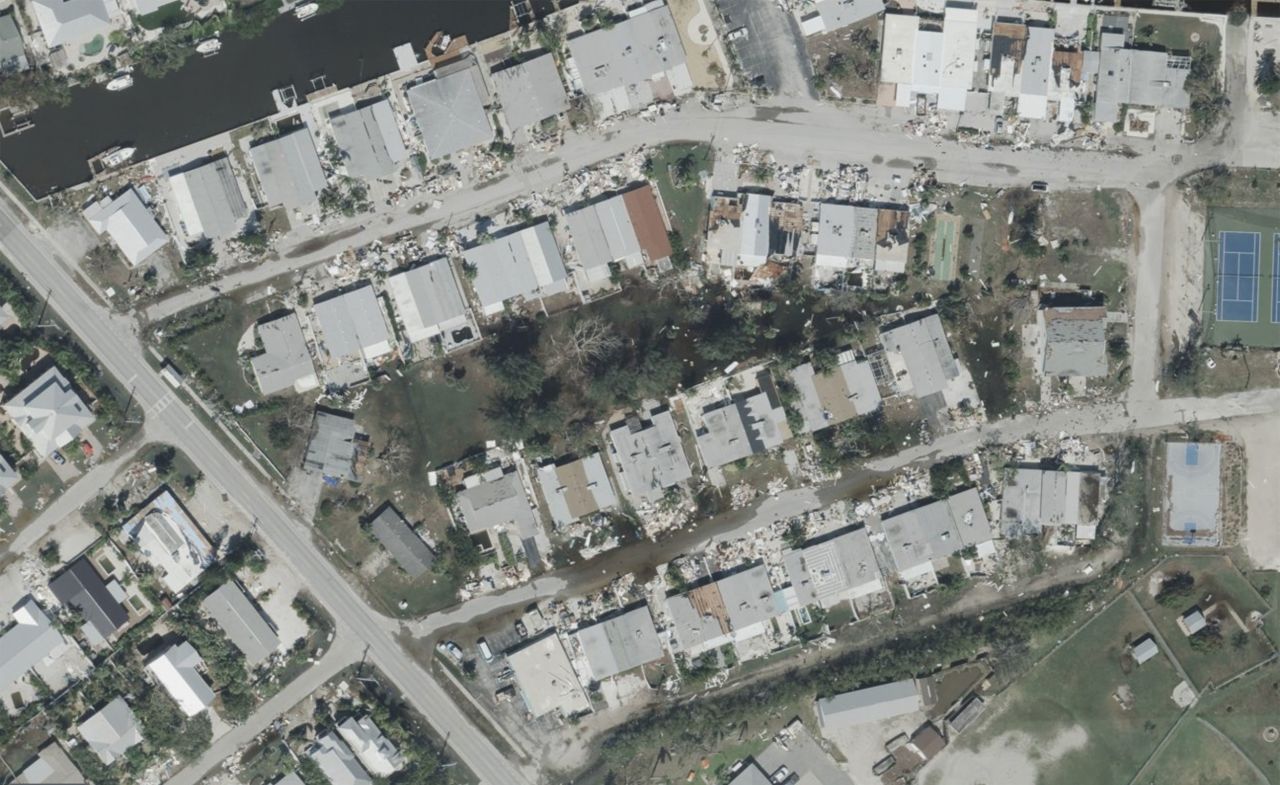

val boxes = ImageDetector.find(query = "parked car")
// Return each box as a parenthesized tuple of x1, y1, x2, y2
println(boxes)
(478, 638, 494, 662)
(1031, 180, 1050, 192)
(50, 451, 66, 465)
(514, 619, 528, 639)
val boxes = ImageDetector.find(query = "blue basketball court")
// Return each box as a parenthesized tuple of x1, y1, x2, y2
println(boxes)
(1217, 230, 1260, 323)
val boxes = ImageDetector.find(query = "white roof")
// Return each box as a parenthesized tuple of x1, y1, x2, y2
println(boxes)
(337, 716, 404, 777)
(783, 526, 885, 608)
(506, 632, 591, 718)
(30, 0, 113, 49)
(566, 3, 692, 118)
(2, 366, 94, 458)
(386, 258, 469, 344)
(0, 597, 69, 694)
(880, 13, 918, 85)
(737, 192, 771, 267)
(462, 222, 568, 316)
(816, 679, 920, 728)
(83, 187, 168, 268)
(250, 311, 318, 396)
(1003, 468, 1091, 533)
(575, 605, 664, 681)
(880, 311, 961, 400)
(492, 53, 570, 130)
(329, 98, 409, 180)
(145, 642, 214, 717)
(250, 127, 327, 210)
(312, 283, 394, 368)
(122, 488, 214, 595)
(939, 3, 978, 93)
(405, 59, 493, 160)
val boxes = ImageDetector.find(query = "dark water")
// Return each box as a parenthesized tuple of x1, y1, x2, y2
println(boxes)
(1, 0, 510, 197)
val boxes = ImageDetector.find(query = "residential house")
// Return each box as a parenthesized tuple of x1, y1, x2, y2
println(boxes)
(303, 408, 359, 483)
(536, 452, 618, 528)
(337, 716, 404, 777)
(813, 201, 909, 278)
(200, 582, 280, 667)
(1037, 302, 1108, 379)
(1130, 634, 1159, 665)
(879, 3, 980, 112)
(14, 740, 84, 784)
(366, 502, 436, 578)
(880, 309, 978, 414)
(1094, 14, 1190, 126)
(311, 282, 394, 385)
(48, 556, 131, 647)
(782, 525, 885, 610)
(574, 604, 664, 681)
(249, 311, 319, 396)
(815, 679, 921, 729)
(0, 598, 81, 712)
(505, 631, 591, 718)
(455, 466, 542, 567)
(405, 57, 493, 160)
(0, 11, 30, 72)
(564, 184, 672, 288)
(329, 98, 408, 180)
(462, 221, 569, 317)
(666, 563, 783, 658)
(606, 405, 692, 503)
(309, 734, 373, 785)
(1002, 466, 1102, 541)
(249, 127, 327, 212)
(491, 53, 570, 131)
(566, 1, 691, 118)
(1018, 24, 1054, 119)
(693, 381, 790, 470)
(788, 351, 882, 434)
(1164, 442, 1222, 547)
(2, 366, 94, 458)
(1178, 607, 1207, 636)
(145, 641, 214, 717)
(879, 488, 995, 587)
(799, 0, 882, 36)
(167, 156, 251, 241)
(121, 488, 215, 596)
(82, 187, 168, 268)
(385, 257, 472, 346)
(78, 698, 142, 765)
(29, 0, 115, 53)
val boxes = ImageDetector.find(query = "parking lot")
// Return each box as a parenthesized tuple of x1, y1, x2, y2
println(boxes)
(713, 0, 815, 96)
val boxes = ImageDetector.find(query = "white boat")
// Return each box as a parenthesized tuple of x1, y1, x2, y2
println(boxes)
(294, 2, 318, 20)
(100, 146, 136, 168)
(195, 38, 221, 55)
(105, 74, 133, 92)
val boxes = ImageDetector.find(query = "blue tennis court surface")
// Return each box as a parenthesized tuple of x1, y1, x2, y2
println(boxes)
(1217, 230, 1260, 322)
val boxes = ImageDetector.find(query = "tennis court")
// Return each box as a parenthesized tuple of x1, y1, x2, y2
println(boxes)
(1203, 208, 1280, 347)
(1216, 230, 1260, 323)
(932, 215, 958, 280)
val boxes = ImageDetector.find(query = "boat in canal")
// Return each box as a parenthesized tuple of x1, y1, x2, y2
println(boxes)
(196, 37, 222, 55)
(105, 73, 134, 92)
(93, 146, 136, 172)
(294, 2, 319, 20)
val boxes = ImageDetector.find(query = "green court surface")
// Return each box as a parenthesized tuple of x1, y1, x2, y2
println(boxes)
(1203, 207, 1280, 347)
(932, 215, 957, 280)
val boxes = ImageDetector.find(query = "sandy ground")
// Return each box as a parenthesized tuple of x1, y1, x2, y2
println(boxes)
(825, 712, 929, 785)
(922, 724, 1089, 785)
(1161, 189, 1206, 351)
(669, 0, 730, 89)
(1220, 415, 1280, 569)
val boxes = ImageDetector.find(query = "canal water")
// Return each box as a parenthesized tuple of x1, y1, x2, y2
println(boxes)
(1, 0, 510, 197)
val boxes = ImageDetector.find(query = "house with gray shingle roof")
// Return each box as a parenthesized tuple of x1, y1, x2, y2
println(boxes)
(367, 503, 436, 578)
(330, 98, 409, 180)
(405, 57, 493, 160)
(201, 582, 280, 667)
(79, 698, 142, 765)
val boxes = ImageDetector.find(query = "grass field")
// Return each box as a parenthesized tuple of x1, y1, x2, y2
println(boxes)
(1196, 664, 1280, 780)
(1138, 556, 1274, 690)
(1134, 14, 1221, 56)
(931, 213, 958, 280)
(648, 142, 712, 248)
(1138, 717, 1266, 785)
(1202, 207, 1280, 348)
(160, 297, 262, 405)
(948, 595, 1185, 785)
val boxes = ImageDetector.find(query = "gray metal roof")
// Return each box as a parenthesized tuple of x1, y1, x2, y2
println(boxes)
(607, 406, 692, 502)
(536, 452, 618, 527)
(29, 0, 110, 49)
(695, 387, 789, 469)
(386, 258, 468, 344)
(81, 187, 169, 267)
(1042, 307, 1107, 377)
(567, 5, 688, 115)
(880, 488, 991, 576)
(0, 598, 66, 694)
(492, 53, 570, 130)
(200, 582, 280, 667)
(456, 467, 539, 540)
(337, 716, 404, 776)
(565, 193, 642, 279)
(717, 563, 782, 632)
(79, 698, 142, 765)
(168, 156, 250, 240)
(783, 526, 883, 608)
(880, 311, 960, 399)
(813, 0, 882, 31)
(2, 365, 94, 458)
(310, 734, 372, 785)
(815, 202, 877, 268)
(575, 604, 663, 680)
(1094, 30, 1190, 124)
(816, 679, 920, 728)
(312, 283, 392, 369)
(249, 127, 327, 210)
(1002, 468, 1093, 534)
(462, 222, 568, 315)
(368, 504, 436, 578)
(405, 59, 493, 160)
(330, 98, 409, 180)
(14, 739, 84, 784)
(303, 409, 357, 482)
(49, 557, 128, 644)
(0, 452, 18, 491)
(0, 12, 29, 73)
(1131, 634, 1159, 665)
(1165, 442, 1221, 539)
(250, 311, 316, 396)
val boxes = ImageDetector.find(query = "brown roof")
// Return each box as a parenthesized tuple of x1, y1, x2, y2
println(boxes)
(1053, 49, 1083, 83)
(554, 459, 598, 519)
(992, 21, 1028, 40)
(1043, 306, 1106, 324)
(622, 184, 672, 262)
(909, 722, 946, 760)
(687, 582, 730, 636)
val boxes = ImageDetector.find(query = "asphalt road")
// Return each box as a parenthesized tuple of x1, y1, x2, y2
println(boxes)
(0, 199, 538, 785)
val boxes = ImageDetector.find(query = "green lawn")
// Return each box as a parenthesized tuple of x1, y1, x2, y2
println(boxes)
(1138, 556, 1273, 690)
(12, 464, 66, 526)
(136, 0, 188, 29)
(648, 142, 713, 248)
(1138, 717, 1266, 785)
(1134, 14, 1221, 56)
(958, 595, 1186, 785)
(1196, 665, 1280, 780)
(160, 297, 262, 405)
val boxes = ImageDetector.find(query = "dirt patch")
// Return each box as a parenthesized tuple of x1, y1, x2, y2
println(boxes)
(808, 16, 881, 102)
(925, 725, 1089, 785)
